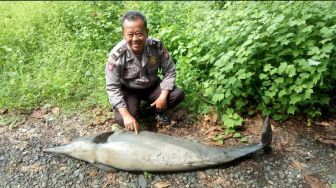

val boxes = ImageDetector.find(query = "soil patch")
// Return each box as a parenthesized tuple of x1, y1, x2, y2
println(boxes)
(0, 108, 335, 187)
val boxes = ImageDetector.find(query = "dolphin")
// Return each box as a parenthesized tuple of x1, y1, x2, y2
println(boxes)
(43, 116, 271, 172)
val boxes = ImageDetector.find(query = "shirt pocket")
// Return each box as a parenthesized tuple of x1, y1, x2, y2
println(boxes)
(147, 63, 159, 74)
(122, 66, 140, 79)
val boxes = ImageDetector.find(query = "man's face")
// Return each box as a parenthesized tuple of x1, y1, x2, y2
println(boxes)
(122, 18, 148, 55)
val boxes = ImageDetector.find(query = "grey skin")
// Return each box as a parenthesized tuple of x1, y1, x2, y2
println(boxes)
(43, 116, 271, 172)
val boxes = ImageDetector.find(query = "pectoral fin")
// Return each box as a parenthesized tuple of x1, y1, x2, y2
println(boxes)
(93, 163, 118, 172)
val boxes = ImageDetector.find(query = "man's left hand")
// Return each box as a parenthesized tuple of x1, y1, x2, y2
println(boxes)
(151, 97, 167, 112)
(151, 90, 169, 112)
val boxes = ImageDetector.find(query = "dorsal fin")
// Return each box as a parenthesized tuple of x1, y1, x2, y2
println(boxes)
(93, 132, 114, 144)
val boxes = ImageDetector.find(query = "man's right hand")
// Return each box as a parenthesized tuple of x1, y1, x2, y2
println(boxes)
(123, 114, 140, 134)
(118, 108, 140, 134)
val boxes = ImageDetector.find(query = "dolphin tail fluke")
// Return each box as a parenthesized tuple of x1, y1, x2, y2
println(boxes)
(260, 116, 272, 147)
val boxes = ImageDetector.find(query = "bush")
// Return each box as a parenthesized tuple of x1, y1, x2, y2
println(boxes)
(0, 2, 335, 129)
(183, 2, 336, 125)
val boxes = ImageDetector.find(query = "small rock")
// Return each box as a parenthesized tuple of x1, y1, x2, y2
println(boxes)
(187, 173, 196, 184)
(73, 169, 81, 177)
(154, 176, 162, 182)
(127, 182, 137, 188)
(288, 157, 295, 161)
(138, 175, 147, 188)
(279, 172, 285, 179)
(79, 174, 84, 181)
(265, 165, 271, 172)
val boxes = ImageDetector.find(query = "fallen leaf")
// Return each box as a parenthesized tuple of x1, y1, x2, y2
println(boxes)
(215, 176, 224, 184)
(291, 160, 308, 170)
(314, 134, 336, 146)
(154, 181, 171, 188)
(205, 127, 224, 134)
(31, 107, 47, 119)
(197, 171, 207, 179)
(51, 107, 60, 116)
(103, 173, 116, 188)
(314, 121, 331, 127)
(0, 108, 8, 115)
(303, 174, 329, 188)
(87, 170, 100, 177)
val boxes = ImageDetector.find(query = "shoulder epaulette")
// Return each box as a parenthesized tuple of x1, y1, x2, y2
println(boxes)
(111, 45, 127, 60)
(149, 38, 163, 51)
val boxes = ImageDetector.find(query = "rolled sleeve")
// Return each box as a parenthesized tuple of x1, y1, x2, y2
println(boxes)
(159, 47, 176, 91)
(105, 58, 127, 109)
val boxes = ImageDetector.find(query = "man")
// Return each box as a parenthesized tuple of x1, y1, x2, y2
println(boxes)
(105, 11, 184, 133)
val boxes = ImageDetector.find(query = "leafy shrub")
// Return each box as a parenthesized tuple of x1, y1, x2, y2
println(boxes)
(1, 2, 335, 130)
(191, 2, 336, 124)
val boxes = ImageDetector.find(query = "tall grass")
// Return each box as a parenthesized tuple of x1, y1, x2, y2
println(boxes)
(1, 2, 335, 123)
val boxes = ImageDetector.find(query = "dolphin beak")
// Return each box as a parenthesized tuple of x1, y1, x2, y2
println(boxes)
(43, 145, 70, 154)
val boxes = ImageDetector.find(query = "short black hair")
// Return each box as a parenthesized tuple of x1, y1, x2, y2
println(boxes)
(121, 11, 147, 30)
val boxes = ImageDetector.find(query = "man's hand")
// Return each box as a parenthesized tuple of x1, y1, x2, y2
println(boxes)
(151, 90, 169, 112)
(118, 108, 140, 134)
(123, 114, 140, 134)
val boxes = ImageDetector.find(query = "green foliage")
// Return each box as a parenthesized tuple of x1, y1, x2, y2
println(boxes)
(0, 2, 124, 109)
(1, 2, 335, 131)
(0, 115, 18, 129)
(173, 2, 336, 126)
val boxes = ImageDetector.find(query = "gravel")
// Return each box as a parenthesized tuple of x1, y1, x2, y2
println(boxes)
(0, 112, 335, 188)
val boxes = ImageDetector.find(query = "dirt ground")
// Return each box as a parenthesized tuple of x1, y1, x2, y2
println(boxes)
(0, 106, 335, 188)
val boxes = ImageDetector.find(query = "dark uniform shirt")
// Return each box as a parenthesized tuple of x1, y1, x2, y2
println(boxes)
(106, 38, 176, 109)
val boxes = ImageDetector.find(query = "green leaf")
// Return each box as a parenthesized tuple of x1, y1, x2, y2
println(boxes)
(299, 72, 310, 79)
(287, 105, 297, 115)
(212, 93, 224, 102)
(294, 86, 303, 94)
(222, 118, 235, 127)
(287, 65, 296, 77)
(273, 15, 285, 23)
(240, 137, 247, 142)
(307, 46, 320, 56)
(204, 87, 214, 97)
(225, 108, 234, 114)
(263, 64, 273, 72)
(304, 89, 313, 99)
(275, 77, 284, 84)
(224, 128, 235, 135)
(319, 96, 330, 105)
(278, 89, 287, 97)
(308, 59, 321, 66)
(270, 68, 278, 75)
(259, 73, 268, 80)
(235, 99, 245, 110)
(302, 25, 313, 33)
(320, 26, 333, 38)
(320, 43, 334, 54)
(233, 132, 241, 138)
(290, 94, 301, 105)
(278, 62, 287, 74)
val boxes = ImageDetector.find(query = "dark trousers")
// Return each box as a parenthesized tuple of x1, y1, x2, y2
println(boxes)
(114, 83, 184, 126)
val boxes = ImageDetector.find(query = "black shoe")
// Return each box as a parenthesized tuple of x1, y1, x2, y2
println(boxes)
(155, 112, 171, 124)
